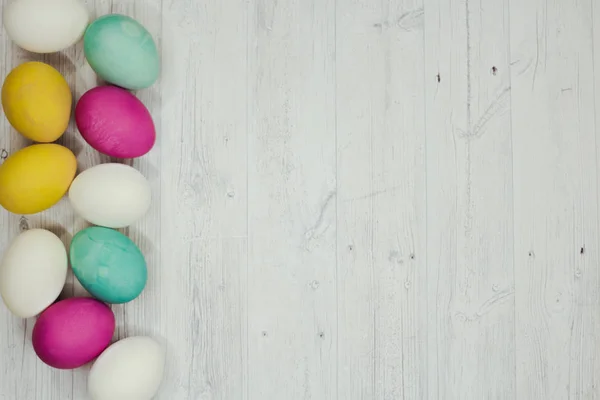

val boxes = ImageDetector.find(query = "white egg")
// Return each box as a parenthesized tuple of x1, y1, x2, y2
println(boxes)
(3, 0, 89, 54)
(88, 336, 165, 400)
(0, 229, 68, 318)
(68, 163, 151, 229)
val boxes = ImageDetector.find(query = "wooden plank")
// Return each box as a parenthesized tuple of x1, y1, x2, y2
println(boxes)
(424, 0, 515, 398)
(511, 0, 600, 398)
(246, 0, 337, 398)
(159, 0, 248, 398)
(336, 0, 427, 398)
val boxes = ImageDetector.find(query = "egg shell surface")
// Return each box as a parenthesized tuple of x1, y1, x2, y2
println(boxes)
(0, 144, 77, 214)
(89, 336, 165, 400)
(75, 86, 156, 158)
(0, 229, 67, 318)
(3, 0, 89, 53)
(1, 61, 72, 142)
(70, 226, 147, 304)
(32, 297, 115, 369)
(84, 14, 160, 90)
(68, 163, 151, 228)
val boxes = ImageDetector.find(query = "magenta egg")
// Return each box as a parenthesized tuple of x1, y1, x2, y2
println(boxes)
(75, 86, 156, 158)
(32, 297, 115, 369)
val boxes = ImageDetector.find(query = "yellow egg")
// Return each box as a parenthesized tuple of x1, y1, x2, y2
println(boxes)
(1, 62, 72, 143)
(0, 144, 77, 214)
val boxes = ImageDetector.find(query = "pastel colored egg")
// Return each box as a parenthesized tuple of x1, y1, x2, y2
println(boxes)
(68, 163, 151, 228)
(70, 226, 147, 304)
(0, 144, 77, 214)
(3, 0, 89, 53)
(0, 229, 68, 318)
(75, 86, 156, 158)
(89, 336, 165, 400)
(1, 62, 72, 142)
(32, 297, 115, 369)
(84, 14, 160, 90)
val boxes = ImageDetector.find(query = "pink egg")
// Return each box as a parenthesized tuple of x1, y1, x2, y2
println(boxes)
(75, 86, 156, 158)
(32, 297, 115, 369)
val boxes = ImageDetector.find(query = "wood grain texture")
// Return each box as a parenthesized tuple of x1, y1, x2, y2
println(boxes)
(246, 0, 337, 398)
(1, 0, 600, 399)
(336, 0, 427, 399)
(424, 0, 516, 398)
(159, 0, 248, 399)
(511, 0, 600, 399)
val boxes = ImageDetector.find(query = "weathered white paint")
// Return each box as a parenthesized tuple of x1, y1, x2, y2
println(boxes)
(337, 1, 426, 399)
(425, 0, 516, 398)
(512, 0, 600, 399)
(0, 0, 598, 398)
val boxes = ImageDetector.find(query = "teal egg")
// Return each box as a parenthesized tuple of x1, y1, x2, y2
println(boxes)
(70, 227, 147, 304)
(84, 14, 159, 90)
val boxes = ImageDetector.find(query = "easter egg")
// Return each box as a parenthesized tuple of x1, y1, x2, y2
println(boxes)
(75, 86, 156, 158)
(68, 163, 151, 228)
(1, 61, 72, 142)
(0, 144, 77, 214)
(0, 229, 67, 318)
(70, 226, 147, 304)
(88, 336, 165, 400)
(84, 14, 160, 90)
(3, 0, 89, 54)
(32, 297, 115, 369)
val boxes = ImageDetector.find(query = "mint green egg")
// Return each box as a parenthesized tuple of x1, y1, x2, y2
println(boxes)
(84, 14, 159, 90)
(70, 227, 147, 304)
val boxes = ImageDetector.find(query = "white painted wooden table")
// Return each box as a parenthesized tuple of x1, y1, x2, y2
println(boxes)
(0, 0, 598, 398)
